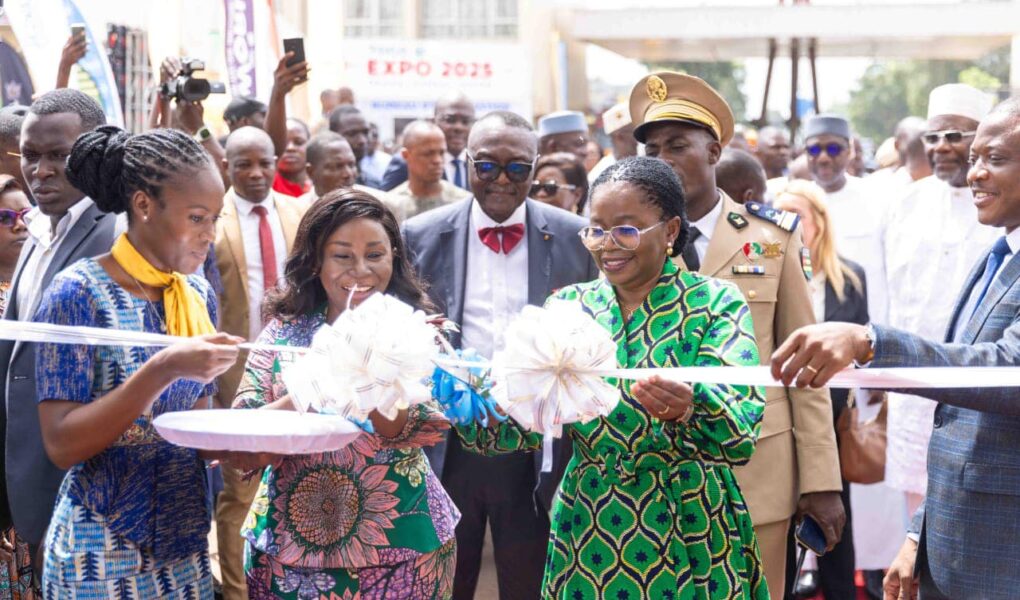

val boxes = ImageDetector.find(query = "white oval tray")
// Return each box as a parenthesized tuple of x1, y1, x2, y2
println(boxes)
(153, 409, 364, 454)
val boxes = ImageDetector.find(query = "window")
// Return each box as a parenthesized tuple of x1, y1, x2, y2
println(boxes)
(344, 0, 404, 38)
(421, 0, 518, 39)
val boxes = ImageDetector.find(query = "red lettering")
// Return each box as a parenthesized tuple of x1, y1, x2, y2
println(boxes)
(367, 59, 379, 75)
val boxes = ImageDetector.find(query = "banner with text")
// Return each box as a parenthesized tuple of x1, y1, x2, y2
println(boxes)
(340, 39, 532, 142)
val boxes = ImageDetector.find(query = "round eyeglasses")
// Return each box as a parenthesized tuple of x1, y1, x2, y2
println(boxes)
(578, 222, 664, 251)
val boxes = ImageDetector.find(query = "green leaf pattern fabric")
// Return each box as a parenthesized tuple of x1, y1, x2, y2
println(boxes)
(457, 260, 768, 599)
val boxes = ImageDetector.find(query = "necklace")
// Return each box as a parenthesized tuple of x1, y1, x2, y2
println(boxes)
(620, 300, 643, 320)
(125, 269, 169, 334)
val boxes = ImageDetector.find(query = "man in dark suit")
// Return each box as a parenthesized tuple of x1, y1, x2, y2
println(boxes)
(403, 111, 597, 600)
(770, 98, 1020, 600)
(0, 89, 115, 566)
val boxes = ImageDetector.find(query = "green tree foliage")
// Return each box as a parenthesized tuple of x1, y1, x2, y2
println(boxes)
(645, 61, 748, 121)
(847, 46, 1009, 141)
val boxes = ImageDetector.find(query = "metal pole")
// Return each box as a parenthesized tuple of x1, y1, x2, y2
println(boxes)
(809, 38, 820, 113)
(757, 38, 778, 127)
(790, 38, 800, 140)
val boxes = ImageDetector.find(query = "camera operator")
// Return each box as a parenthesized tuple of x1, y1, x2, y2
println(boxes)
(150, 57, 227, 186)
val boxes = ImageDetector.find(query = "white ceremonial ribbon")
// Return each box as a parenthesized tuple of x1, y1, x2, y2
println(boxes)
(9, 320, 1020, 390)
(0, 320, 307, 354)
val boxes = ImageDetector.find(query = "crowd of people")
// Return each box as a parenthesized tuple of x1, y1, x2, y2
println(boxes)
(0, 34, 1015, 600)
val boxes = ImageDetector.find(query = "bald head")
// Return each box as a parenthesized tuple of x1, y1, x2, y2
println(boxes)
(401, 120, 447, 187)
(402, 120, 445, 148)
(717, 148, 767, 204)
(225, 126, 274, 159)
(224, 126, 276, 202)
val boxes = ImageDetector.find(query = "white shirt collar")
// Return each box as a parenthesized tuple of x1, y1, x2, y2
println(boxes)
(232, 189, 275, 217)
(24, 196, 94, 249)
(690, 193, 724, 241)
(1003, 227, 1020, 256)
(445, 149, 467, 164)
(471, 198, 527, 229)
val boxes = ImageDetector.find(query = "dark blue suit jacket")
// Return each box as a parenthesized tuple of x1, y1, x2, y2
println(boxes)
(0, 203, 118, 545)
(401, 198, 598, 509)
(870, 241, 1020, 599)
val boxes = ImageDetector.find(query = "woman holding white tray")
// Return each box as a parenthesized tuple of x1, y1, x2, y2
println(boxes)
(33, 126, 247, 598)
(233, 191, 459, 599)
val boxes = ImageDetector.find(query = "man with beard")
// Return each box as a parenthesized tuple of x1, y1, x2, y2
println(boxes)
(803, 114, 888, 323)
(880, 83, 1000, 548)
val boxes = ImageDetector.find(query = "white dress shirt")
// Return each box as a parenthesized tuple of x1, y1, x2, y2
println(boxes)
(689, 193, 724, 264)
(16, 197, 95, 321)
(232, 191, 288, 341)
(360, 150, 392, 183)
(444, 150, 468, 189)
(822, 175, 889, 324)
(881, 175, 1002, 497)
(461, 200, 529, 360)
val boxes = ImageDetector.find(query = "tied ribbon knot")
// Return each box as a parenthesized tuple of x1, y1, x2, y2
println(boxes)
(478, 223, 524, 254)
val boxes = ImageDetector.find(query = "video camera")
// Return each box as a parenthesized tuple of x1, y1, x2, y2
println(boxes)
(160, 58, 226, 103)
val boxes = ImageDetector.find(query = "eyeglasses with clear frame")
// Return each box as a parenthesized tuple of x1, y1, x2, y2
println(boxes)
(578, 222, 665, 251)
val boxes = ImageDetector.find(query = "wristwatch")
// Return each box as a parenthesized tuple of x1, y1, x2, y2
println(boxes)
(194, 126, 212, 143)
(853, 324, 877, 368)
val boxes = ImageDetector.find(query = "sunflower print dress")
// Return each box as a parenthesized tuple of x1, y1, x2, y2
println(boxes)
(235, 310, 460, 600)
(457, 260, 769, 600)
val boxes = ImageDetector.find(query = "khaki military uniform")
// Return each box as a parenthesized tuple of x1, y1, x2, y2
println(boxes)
(676, 192, 842, 599)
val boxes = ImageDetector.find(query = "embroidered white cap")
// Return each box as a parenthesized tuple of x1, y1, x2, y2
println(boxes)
(927, 83, 994, 122)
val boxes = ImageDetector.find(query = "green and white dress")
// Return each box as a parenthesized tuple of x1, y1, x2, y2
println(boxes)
(457, 260, 769, 600)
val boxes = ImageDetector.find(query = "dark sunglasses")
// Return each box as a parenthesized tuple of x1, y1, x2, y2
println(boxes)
(806, 143, 846, 158)
(468, 156, 534, 183)
(0, 208, 29, 229)
(923, 129, 976, 145)
(530, 180, 578, 197)
(578, 222, 664, 252)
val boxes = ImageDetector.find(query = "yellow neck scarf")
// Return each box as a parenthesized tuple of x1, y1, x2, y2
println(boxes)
(110, 233, 215, 337)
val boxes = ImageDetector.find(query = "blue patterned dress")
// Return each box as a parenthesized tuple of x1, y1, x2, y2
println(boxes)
(33, 259, 217, 599)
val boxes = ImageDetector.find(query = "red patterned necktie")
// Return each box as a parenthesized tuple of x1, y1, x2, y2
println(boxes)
(251, 205, 279, 289)
(478, 224, 525, 254)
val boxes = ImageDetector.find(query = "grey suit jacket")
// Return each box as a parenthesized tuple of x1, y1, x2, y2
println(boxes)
(401, 198, 598, 505)
(870, 243, 1020, 599)
(0, 203, 118, 546)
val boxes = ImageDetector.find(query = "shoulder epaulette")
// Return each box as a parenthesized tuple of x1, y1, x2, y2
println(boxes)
(744, 201, 800, 232)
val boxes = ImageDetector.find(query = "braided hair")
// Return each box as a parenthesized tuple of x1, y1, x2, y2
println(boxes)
(591, 155, 691, 256)
(65, 125, 213, 217)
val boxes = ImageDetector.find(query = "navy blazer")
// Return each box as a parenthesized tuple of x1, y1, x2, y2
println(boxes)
(870, 241, 1020, 599)
(402, 198, 598, 509)
(0, 203, 118, 545)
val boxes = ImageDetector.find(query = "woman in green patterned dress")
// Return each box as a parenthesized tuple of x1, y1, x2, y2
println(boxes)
(457, 156, 769, 599)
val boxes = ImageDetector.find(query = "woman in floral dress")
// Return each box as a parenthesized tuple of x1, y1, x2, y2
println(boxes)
(458, 157, 769, 599)
(234, 190, 459, 599)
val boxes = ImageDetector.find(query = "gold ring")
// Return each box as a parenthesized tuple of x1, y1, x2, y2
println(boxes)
(804, 365, 819, 374)
(656, 404, 671, 416)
